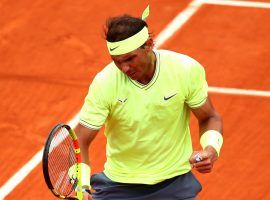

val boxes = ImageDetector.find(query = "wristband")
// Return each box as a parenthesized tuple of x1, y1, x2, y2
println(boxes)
(80, 163, 91, 188)
(200, 130, 223, 156)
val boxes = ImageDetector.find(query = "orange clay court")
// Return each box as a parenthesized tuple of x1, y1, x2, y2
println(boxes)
(0, 0, 270, 199)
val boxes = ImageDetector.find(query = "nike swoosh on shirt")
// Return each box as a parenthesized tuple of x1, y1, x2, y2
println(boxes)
(164, 93, 177, 101)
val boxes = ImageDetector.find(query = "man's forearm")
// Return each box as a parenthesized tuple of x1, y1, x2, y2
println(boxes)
(75, 124, 99, 164)
(198, 111, 223, 136)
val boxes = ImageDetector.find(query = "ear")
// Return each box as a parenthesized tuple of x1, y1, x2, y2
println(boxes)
(144, 38, 154, 50)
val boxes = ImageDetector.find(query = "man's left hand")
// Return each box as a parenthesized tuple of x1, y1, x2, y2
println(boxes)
(189, 146, 218, 173)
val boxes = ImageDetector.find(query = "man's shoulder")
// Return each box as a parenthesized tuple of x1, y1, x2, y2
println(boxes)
(93, 62, 123, 84)
(157, 49, 202, 72)
(91, 62, 126, 93)
(96, 62, 118, 79)
(157, 49, 196, 63)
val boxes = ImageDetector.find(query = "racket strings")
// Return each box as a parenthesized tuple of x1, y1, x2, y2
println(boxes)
(48, 127, 77, 196)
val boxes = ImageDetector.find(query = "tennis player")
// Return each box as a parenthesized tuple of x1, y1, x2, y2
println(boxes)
(73, 6, 223, 200)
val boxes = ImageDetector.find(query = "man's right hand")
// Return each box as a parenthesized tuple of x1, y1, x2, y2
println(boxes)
(83, 192, 92, 200)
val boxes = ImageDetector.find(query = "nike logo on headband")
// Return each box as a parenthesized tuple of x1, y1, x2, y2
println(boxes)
(110, 46, 119, 51)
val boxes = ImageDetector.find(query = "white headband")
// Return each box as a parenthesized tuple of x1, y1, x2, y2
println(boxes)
(106, 6, 150, 56)
(107, 27, 149, 55)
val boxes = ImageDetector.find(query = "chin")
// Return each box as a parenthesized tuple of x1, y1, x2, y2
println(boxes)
(128, 72, 139, 80)
(129, 76, 138, 81)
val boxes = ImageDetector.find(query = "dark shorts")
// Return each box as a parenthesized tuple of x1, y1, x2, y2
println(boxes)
(90, 171, 202, 200)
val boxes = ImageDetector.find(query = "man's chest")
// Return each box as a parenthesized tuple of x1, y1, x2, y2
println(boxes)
(109, 83, 186, 123)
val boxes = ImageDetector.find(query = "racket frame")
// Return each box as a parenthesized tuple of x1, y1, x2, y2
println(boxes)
(42, 124, 83, 200)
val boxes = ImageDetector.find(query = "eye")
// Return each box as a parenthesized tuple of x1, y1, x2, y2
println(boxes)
(125, 55, 136, 62)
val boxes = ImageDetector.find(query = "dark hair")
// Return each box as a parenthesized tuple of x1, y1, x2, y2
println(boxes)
(105, 14, 148, 42)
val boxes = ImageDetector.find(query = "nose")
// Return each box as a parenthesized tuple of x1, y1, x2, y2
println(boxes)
(121, 64, 131, 74)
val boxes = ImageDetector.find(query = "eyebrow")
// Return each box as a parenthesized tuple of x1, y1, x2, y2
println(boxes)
(123, 55, 136, 62)
(112, 54, 137, 63)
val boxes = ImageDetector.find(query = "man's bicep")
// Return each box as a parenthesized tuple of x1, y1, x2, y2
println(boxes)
(191, 97, 223, 134)
(191, 97, 217, 122)
(75, 123, 99, 145)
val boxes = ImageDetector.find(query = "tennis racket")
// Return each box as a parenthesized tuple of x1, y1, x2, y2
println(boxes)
(42, 123, 83, 200)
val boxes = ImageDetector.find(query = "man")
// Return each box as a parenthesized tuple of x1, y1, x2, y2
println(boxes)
(74, 6, 223, 200)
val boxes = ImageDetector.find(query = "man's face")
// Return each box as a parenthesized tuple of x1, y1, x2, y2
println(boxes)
(111, 47, 151, 81)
